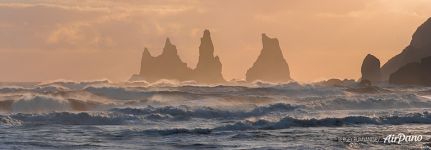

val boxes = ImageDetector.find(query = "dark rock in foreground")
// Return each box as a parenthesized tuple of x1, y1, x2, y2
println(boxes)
(389, 56, 431, 86)
(246, 34, 292, 82)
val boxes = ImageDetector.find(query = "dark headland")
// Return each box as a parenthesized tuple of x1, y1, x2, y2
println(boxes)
(389, 56, 431, 86)
(360, 17, 431, 86)
(381, 17, 431, 81)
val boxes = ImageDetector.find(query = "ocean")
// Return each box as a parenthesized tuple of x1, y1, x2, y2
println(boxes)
(0, 80, 431, 149)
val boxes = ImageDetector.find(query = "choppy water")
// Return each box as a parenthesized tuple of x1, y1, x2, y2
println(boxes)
(1, 80, 431, 149)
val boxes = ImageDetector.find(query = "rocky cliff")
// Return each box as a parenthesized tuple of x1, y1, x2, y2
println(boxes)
(360, 54, 381, 83)
(246, 34, 292, 82)
(381, 17, 431, 80)
(389, 56, 431, 85)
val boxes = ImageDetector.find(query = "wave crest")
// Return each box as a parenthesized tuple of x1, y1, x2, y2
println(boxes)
(216, 112, 431, 131)
(0, 94, 113, 113)
(11, 112, 139, 125)
(111, 103, 301, 120)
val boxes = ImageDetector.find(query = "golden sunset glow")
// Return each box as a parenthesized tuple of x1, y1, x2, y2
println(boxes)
(0, 0, 431, 82)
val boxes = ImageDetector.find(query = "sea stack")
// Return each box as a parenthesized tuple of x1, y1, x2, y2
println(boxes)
(246, 34, 292, 82)
(130, 30, 226, 83)
(360, 54, 381, 83)
(193, 30, 225, 83)
(389, 56, 431, 85)
(381, 17, 431, 80)
(130, 38, 192, 82)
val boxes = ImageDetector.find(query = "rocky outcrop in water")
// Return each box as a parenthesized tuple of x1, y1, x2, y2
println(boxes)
(246, 34, 292, 82)
(130, 38, 193, 82)
(360, 54, 381, 83)
(318, 79, 356, 87)
(193, 30, 225, 83)
(381, 17, 431, 80)
(130, 30, 225, 83)
(389, 56, 431, 86)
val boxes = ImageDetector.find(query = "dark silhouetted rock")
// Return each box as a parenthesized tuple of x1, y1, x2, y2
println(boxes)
(389, 56, 431, 86)
(321, 79, 343, 86)
(130, 30, 225, 83)
(358, 79, 372, 87)
(246, 34, 292, 82)
(130, 38, 193, 82)
(360, 54, 381, 83)
(193, 30, 225, 83)
(318, 78, 356, 87)
(381, 17, 431, 80)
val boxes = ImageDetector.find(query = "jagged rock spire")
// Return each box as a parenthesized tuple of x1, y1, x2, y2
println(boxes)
(131, 30, 226, 83)
(194, 29, 225, 83)
(162, 38, 178, 56)
(133, 38, 192, 82)
(246, 33, 291, 82)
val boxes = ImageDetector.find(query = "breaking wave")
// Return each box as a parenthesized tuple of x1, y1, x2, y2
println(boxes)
(0, 85, 68, 94)
(216, 111, 431, 131)
(38, 79, 111, 90)
(0, 115, 22, 127)
(11, 95, 71, 113)
(111, 103, 302, 120)
(0, 94, 114, 113)
(138, 112, 431, 135)
(9, 112, 139, 125)
(2, 80, 431, 132)
(313, 93, 431, 110)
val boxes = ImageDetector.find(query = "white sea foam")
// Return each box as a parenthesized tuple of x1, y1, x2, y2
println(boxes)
(0, 115, 22, 127)
(38, 79, 111, 90)
(0, 93, 115, 113)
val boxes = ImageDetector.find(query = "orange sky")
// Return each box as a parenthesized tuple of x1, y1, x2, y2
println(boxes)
(0, 0, 430, 82)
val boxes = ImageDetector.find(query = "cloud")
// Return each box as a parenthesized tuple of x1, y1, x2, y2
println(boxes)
(0, 0, 201, 51)
(3, 0, 427, 52)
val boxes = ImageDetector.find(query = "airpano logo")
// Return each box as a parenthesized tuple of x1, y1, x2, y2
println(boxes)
(383, 133, 423, 144)
(336, 133, 427, 145)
